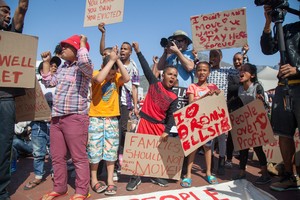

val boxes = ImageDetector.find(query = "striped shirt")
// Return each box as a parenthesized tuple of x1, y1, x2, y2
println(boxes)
(41, 48, 93, 117)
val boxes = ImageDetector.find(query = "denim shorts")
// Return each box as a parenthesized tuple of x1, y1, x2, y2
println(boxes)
(271, 85, 300, 138)
(87, 117, 119, 163)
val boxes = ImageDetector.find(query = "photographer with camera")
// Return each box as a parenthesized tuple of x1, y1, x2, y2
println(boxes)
(259, 2, 300, 191)
(157, 30, 195, 88)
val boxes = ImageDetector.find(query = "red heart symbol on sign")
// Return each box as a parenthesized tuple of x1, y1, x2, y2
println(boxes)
(222, 18, 228, 24)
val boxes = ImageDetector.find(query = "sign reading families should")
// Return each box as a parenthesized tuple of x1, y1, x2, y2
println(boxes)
(191, 7, 247, 51)
(0, 31, 37, 88)
(84, 0, 124, 27)
(230, 99, 276, 151)
(172, 86, 188, 110)
(121, 132, 184, 180)
(15, 77, 51, 122)
(173, 93, 232, 157)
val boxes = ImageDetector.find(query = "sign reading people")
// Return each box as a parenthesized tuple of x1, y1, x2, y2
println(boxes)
(173, 93, 232, 157)
(230, 99, 276, 151)
(190, 7, 247, 51)
(84, 0, 124, 27)
(0, 31, 37, 88)
(15, 76, 51, 122)
(121, 132, 184, 180)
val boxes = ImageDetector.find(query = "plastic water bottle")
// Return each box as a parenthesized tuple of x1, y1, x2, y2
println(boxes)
(10, 148, 17, 173)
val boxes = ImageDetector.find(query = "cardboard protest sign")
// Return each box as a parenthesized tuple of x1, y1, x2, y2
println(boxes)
(172, 86, 188, 110)
(84, 0, 124, 27)
(121, 132, 184, 180)
(253, 130, 300, 166)
(173, 93, 232, 157)
(15, 77, 51, 122)
(191, 7, 247, 51)
(0, 31, 38, 88)
(230, 99, 276, 151)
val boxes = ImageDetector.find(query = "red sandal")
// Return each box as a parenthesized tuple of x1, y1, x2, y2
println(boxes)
(39, 191, 68, 200)
(69, 193, 91, 200)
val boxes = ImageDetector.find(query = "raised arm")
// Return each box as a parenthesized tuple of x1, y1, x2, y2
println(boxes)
(98, 23, 106, 56)
(13, 0, 29, 32)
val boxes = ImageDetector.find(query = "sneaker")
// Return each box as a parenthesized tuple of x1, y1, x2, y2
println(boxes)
(126, 176, 141, 191)
(255, 176, 271, 185)
(270, 175, 300, 191)
(113, 170, 119, 182)
(225, 160, 232, 169)
(150, 178, 169, 187)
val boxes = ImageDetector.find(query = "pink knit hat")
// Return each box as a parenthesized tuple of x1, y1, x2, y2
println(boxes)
(60, 35, 90, 52)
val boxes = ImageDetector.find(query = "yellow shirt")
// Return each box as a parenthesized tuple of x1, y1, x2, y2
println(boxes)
(89, 70, 123, 117)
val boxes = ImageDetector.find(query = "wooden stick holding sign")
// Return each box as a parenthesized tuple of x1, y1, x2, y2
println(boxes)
(230, 99, 276, 151)
(190, 7, 247, 51)
(84, 0, 124, 27)
(173, 92, 232, 157)
(121, 132, 184, 180)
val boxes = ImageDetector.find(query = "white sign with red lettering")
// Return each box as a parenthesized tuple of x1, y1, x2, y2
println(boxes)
(100, 179, 276, 200)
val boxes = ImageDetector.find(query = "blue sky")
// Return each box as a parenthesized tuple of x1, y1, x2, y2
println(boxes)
(9, 0, 299, 74)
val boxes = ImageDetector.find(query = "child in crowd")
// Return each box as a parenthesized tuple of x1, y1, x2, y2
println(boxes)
(181, 61, 221, 187)
(126, 42, 179, 191)
(40, 34, 93, 200)
(87, 47, 130, 196)
(226, 44, 249, 168)
(232, 63, 271, 185)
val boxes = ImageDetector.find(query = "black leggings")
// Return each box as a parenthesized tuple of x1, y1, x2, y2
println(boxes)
(239, 146, 267, 170)
(226, 131, 234, 160)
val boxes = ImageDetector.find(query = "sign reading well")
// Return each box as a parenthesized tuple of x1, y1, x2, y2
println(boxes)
(84, 0, 124, 27)
(190, 7, 247, 51)
(0, 31, 37, 88)
(15, 77, 51, 122)
(173, 93, 232, 157)
(230, 99, 276, 151)
(121, 132, 184, 180)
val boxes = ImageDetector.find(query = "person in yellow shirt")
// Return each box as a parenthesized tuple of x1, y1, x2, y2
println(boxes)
(87, 47, 130, 196)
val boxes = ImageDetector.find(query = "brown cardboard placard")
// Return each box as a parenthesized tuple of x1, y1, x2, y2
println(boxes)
(173, 93, 232, 157)
(84, 0, 124, 27)
(230, 99, 276, 151)
(15, 76, 51, 122)
(121, 132, 184, 180)
(0, 31, 37, 88)
(191, 7, 247, 51)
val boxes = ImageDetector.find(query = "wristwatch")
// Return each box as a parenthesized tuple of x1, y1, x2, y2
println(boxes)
(297, 66, 300, 74)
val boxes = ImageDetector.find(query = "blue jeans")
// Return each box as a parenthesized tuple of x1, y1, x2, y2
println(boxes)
(30, 121, 50, 179)
(12, 135, 33, 158)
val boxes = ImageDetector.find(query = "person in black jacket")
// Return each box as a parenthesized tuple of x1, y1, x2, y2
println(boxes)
(260, 5, 300, 192)
(0, 1, 29, 199)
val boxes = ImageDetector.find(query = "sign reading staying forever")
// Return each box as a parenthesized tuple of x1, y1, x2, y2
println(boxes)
(121, 132, 184, 180)
(190, 7, 247, 51)
(0, 31, 37, 88)
(230, 99, 275, 151)
(173, 93, 232, 157)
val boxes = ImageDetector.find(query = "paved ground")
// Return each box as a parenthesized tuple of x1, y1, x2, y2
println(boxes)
(8, 152, 300, 200)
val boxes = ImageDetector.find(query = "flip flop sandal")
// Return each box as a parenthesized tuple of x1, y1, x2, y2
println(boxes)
(104, 185, 117, 196)
(180, 178, 192, 188)
(91, 181, 107, 193)
(39, 191, 68, 200)
(69, 193, 91, 200)
(24, 179, 43, 190)
(207, 175, 218, 184)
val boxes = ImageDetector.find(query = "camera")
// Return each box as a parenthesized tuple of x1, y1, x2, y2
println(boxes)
(254, 0, 289, 9)
(160, 38, 179, 48)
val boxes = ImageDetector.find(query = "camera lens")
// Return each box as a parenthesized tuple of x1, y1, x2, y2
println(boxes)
(160, 38, 168, 48)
